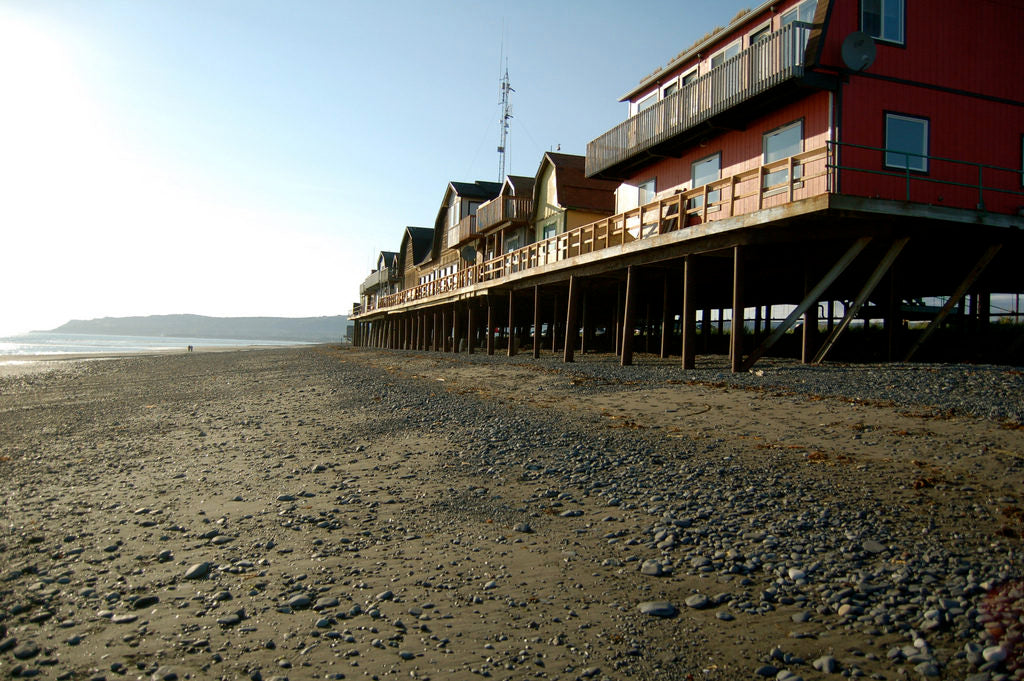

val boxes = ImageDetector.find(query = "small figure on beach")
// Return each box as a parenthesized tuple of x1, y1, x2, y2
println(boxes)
(187, 345, 193, 352)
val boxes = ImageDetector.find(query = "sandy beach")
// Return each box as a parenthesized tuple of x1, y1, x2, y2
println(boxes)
(0, 346, 1021, 681)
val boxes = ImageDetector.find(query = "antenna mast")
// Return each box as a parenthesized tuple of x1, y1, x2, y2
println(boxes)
(497, 60, 513, 182)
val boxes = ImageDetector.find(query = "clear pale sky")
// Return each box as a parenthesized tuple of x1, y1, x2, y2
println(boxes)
(0, 0, 751, 336)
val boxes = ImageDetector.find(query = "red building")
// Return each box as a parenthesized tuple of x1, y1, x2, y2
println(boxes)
(353, 0, 1024, 370)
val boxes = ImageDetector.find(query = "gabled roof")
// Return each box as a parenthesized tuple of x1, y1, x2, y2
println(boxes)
(448, 180, 503, 201)
(396, 226, 434, 273)
(537, 152, 618, 214)
(504, 175, 535, 196)
(377, 251, 398, 269)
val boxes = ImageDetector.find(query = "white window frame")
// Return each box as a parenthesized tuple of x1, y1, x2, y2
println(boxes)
(661, 78, 679, 99)
(884, 113, 928, 172)
(748, 21, 772, 45)
(634, 92, 658, 116)
(782, 0, 818, 26)
(763, 120, 804, 189)
(690, 153, 722, 209)
(637, 178, 656, 206)
(710, 39, 741, 69)
(861, 0, 904, 45)
(680, 66, 699, 85)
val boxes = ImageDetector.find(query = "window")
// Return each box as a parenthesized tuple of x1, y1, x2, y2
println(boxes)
(782, 0, 818, 25)
(636, 93, 658, 113)
(680, 68, 698, 86)
(763, 120, 804, 188)
(663, 81, 678, 98)
(690, 153, 721, 208)
(710, 40, 741, 69)
(750, 23, 771, 44)
(638, 179, 656, 205)
(542, 221, 558, 239)
(862, 0, 904, 44)
(885, 113, 928, 172)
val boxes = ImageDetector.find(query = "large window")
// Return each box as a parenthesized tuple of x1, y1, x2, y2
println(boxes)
(782, 0, 818, 25)
(885, 113, 928, 172)
(638, 178, 656, 205)
(710, 40, 741, 69)
(690, 153, 721, 208)
(763, 120, 804, 188)
(862, 0, 904, 45)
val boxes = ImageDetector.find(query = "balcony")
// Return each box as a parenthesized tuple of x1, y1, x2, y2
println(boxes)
(476, 196, 534, 232)
(359, 268, 394, 296)
(586, 21, 815, 180)
(447, 214, 482, 248)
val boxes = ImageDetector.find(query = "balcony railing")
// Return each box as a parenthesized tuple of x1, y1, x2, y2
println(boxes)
(586, 21, 812, 177)
(354, 142, 1024, 318)
(447, 215, 481, 248)
(477, 196, 534, 232)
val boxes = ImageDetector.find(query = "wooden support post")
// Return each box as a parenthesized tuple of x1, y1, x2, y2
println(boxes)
(441, 308, 448, 353)
(486, 295, 495, 356)
(644, 302, 651, 355)
(621, 266, 637, 367)
(980, 292, 991, 328)
(885, 268, 899, 361)
(533, 285, 541, 359)
(451, 304, 458, 354)
(815, 238, 909, 364)
(801, 268, 819, 364)
(507, 290, 517, 357)
(433, 311, 439, 352)
(827, 300, 835, 332)
(579, 289, 589, 355)
(737, 238, 872, 372)
(564, 275, 580, 363)
(660, 274, 670, 359)
(682, 256, 696, 370)
(552, 295, 560, 354)
(702, 307, 711, 353)
(730, 246, 744, 373)
(467, 302, 475, 354)
(614, 284, 623, 356)
(904, 244, 1002, 361)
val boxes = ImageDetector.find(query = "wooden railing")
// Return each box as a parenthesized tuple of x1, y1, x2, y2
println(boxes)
(362, 146, 829, 313)
(447, 215, 480, 248)
(477, 196, 535, 231)
(586, 22, 812, 177)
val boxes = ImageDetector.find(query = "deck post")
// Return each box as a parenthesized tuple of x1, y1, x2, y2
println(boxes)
(451, 304, 458, 354)
(801, 269, 818, 364)
(741, 237, 871, 372)
(533, 285, 541, 359)
(702, 307, 711, 353)
(754, 305, 762, 339)
(552, 295, 560, 354)
(660, 274, 670, 359)
(433, 311, 440, 352)
(507, 289, 517, 357)
(621, 266, 637, 367)
(564, 275, 580, 363)
(614, 284, 623, 356)
(815, 238, 909, 364)
(580, 289, 589, 355)
(682, 256, 696, 370)
(885, 268, 900, 361)
(730, 246, 744, 373)
(904, 244, 1002, 361)
(441, 308, 448, 353)
(486, 294, 495, 355)
(467, 302, 475, 354)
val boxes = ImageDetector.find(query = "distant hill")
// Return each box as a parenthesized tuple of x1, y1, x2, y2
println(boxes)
(50, 314, 349, 343)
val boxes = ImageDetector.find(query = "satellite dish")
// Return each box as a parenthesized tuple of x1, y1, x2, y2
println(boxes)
(460, 245, 477, 262)
(841, 31, 876, 72)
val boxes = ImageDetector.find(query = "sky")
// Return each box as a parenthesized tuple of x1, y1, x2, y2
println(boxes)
(0, 0, 752, 336)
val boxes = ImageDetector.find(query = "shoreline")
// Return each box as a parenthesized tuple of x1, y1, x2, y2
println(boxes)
(0, 343, 314, 377)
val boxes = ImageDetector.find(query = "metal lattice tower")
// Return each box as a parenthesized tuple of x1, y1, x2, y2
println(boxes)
(497, 63, 513, 182)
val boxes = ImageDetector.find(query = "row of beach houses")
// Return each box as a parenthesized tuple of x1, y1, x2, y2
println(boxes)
(351, 0, 1024, 371)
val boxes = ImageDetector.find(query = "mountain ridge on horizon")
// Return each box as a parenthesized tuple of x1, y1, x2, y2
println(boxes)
(47, 313, 349, 343)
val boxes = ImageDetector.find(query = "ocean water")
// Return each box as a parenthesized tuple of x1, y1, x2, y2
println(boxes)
(0, 332, 309, 357)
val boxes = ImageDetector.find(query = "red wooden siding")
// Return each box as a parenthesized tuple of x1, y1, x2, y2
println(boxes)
(624, 90, 832, 195)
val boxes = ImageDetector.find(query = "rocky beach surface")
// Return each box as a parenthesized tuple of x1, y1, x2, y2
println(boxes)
(1, 346, 1021, 681)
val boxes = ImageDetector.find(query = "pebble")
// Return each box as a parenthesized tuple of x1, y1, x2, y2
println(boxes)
(637, 601, 677, 617)
(184, 562, 211, 580)
(684, 594, 710, 609)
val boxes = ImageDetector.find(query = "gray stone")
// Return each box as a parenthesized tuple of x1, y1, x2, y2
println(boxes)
(684, 594, 710, 609)
(184, 562, 211, 579)
(637, 600, 677, 617)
